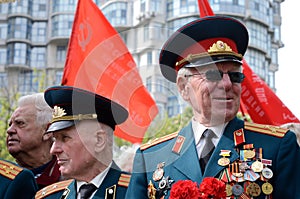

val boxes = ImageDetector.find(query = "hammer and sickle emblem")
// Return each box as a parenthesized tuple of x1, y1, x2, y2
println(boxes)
(78, 19, 92, 51)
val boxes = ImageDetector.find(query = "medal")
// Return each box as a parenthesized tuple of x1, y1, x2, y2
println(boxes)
(244, 150, 255, 159)
(218, 157, 230, 166)
(231, 184, 243, 196)
(262, 167, 273, 179)
(262, 182, 273, 195)
(239, 162, 249, 173)
(147, 180, 156, 199)
(251, 160, 264, 172)
(225, 184, 232, 196)
(153, 162, 165, 181)
(246, 182, 261, 197)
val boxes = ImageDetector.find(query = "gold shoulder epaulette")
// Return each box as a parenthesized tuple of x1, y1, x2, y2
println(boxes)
(35, 179, 73, 199)
(140, 131, 179, 150)
(118, 173, 131, 187)
(245, 122, 289, 138)
(0, 160, 23, 180)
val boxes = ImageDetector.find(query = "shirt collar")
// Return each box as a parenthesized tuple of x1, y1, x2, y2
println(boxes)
(76, 161, 112, 193)
(192, 117, 228, 144)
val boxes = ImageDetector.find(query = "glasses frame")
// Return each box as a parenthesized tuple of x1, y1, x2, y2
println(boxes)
(184, 70, 245, 83)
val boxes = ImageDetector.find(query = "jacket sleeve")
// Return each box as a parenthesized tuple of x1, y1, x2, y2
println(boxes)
(125, 149, 149, 199)
(272, 130, 300, 198)
(4, 168, 38, 199)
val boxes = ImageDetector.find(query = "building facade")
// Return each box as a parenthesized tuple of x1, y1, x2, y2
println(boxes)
(0, 0, 283, 117)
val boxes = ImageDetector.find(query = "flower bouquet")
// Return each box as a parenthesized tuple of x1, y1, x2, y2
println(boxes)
(170, 177, 226, 199)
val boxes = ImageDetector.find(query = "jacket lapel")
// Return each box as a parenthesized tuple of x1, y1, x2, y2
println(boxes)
(64, 180, 76, 199)
(93, 162, 121, 199)
(173, 123, 202, 182)
(204, 118, 243, 177)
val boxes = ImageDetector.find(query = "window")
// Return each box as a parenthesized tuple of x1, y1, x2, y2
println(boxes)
(56, 46, 67, 63)
(147, 52, 152, 65)
(32, 22, 47, 43)
(31, 47, 46, 69)
(7, 43, 30, 66)
(143, 24, 149, 41)
(0, 48, 6, 65)
(146, 77, 152, 92)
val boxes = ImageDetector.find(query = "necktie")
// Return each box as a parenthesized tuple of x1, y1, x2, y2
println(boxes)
(79, 183, 97, 199)
(199, 129, 215, 173)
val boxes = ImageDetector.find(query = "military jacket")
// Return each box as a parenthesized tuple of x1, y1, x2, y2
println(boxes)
(35, 162, 131, 199)
(0, 159, 38, 199)
(125, 117, 300, 199)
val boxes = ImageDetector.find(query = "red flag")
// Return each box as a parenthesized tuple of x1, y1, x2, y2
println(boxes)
(198, 0, 214, 17)
(62, 0, 158, 143)
(241, 60, 299, 125)
(198, 0, 299, 125)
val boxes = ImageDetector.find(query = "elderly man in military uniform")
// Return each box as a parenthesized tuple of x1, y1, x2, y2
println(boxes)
(0, 158, 38, 198)
(35, 86, 131, 199)
(126, 16, 300, 199)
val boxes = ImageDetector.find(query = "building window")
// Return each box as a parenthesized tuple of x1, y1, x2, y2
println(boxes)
(32, 22, 47, 43)
(102, 2, 127, 26)
(7, 17, 32, 40)
(51, 14, 74, 37)
(56, 46, 67, 63)
(147, 51, 152, 65)
(18, 72, 39, 94)
(55, 71, 63, 85)
(32, 0, 47, 18)
(31, 47, 46, 69)
(52, 0, 77, 12)
(146, 76, 152, 92)
(143, 24, 149, 41)
(150, 0, 161, 12)
(141, 0, 146, 12)
(7, 43, 30, 66)
(0, 73, 7, 89)
(0, 24, 7, 40)
(0, 48, 6, 65)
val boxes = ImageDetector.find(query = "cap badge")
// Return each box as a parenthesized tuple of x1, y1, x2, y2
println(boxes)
(53, 106, 66, 119)
(208, 40, 233, 53)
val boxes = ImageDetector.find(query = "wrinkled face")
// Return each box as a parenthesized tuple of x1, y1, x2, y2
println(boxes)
(178, 62, 243, 125)
(6, 105, 44, 156)
(49, 121, 100, 179)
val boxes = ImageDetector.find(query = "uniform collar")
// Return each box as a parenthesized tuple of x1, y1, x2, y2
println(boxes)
(192, 117, 228, 145)
(76, 161, 112, 193)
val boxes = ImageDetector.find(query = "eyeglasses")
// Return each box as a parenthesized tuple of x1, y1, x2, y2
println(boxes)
(184, 70, 245, 83)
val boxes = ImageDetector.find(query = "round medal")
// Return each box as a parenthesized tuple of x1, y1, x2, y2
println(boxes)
(218, 157, 230, 166)
(251, 160, 264, 173)
(152, 168, 164, 181)
(246, 182, 261, 197)
(262, 167, 273, 179)
(225, 184, 232, 196)
(231, 184, 243, 196)
(262, 182, 273, 195)
(244, 150, 255, 159)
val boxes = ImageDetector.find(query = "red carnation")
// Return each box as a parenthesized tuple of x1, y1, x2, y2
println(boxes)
(170, 180, 201, 199)
(199, 177, 226, 199)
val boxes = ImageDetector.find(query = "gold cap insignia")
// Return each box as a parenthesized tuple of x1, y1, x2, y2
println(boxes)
(53, 106, 66, 119)
(208, 40, 233, 53)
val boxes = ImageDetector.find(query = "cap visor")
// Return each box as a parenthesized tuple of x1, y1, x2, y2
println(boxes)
(184, 57, 242, 68)
(46, 121, 75, 133)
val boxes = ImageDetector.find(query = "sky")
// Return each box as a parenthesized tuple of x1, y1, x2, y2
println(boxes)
(276, 0, 300, 120)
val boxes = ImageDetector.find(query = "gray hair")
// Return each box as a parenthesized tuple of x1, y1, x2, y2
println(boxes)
(176, 67, 192, 82)
(18, 93, 52, 128)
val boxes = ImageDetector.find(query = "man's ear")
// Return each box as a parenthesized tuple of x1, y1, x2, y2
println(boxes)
(177, 76, 189, 101)
(95, 131, 107, 153)
(42, 132, 53, 141)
